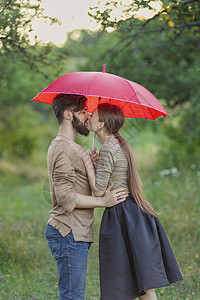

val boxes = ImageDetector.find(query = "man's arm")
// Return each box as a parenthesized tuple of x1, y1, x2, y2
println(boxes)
(76, 185, 128, 208)
(52, 152, 127, 214)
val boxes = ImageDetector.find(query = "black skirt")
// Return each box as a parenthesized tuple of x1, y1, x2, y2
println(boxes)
(99, 195, 183, 300)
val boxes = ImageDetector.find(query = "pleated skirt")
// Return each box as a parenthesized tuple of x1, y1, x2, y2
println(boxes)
(99, 195, 183, 300)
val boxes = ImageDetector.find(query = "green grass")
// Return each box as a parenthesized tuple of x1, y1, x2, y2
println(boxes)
(0, 128, 200, 299)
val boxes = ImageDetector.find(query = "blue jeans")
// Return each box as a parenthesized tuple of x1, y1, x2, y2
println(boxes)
(45, 224, 91, 300)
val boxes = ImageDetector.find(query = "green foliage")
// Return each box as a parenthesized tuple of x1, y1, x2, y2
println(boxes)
(0, 44, 66, 160)
(0, 0, 58, 55)
(159, 110, 200, 168)
(89, 0, 200, 36)
(0, 104, 55, 159)
(0, 0, 67, 83)
(0, 47, 66, 106)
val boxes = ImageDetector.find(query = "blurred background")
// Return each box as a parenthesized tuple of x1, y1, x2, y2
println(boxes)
(0, 0, 199, 299)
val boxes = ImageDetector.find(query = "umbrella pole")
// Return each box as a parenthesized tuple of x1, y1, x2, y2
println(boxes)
(91, 65, 105, 150)
(92, 133, 96, 150)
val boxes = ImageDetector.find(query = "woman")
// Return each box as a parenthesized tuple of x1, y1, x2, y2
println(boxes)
(83, 103, 182, 300)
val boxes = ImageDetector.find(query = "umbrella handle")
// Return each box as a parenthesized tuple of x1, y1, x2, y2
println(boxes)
(92, 133, 96, 150)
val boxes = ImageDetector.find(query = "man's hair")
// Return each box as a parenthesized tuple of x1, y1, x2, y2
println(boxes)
(52, 94, 87, 124)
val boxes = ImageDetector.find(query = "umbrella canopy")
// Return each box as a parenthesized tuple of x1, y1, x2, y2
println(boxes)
(31, 69, 168, 120)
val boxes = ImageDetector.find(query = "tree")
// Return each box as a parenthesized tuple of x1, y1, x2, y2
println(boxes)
(0, 0, 68, 107)
(0, 0, 67, 84)
(89, 0, 200, 89)
(89, 0, 200, 44)
(0, 1, 67, 158)
(0, 0, 58, 57)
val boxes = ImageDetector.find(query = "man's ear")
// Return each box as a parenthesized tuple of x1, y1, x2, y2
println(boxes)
(98, 121, 104, 130)
(63, 110, 73, 121)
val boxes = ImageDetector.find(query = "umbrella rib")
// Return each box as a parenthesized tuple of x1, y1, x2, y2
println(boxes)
(85, 73, 99, 97)
(126, 80, 141, 105)
(124, 80, 168, 118)
(148, 106, 156, 121)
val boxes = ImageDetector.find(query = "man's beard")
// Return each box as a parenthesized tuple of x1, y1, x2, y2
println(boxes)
(72, 114, 89, 136)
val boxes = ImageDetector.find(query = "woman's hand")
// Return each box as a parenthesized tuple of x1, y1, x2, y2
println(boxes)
(104, 184, 128, 207)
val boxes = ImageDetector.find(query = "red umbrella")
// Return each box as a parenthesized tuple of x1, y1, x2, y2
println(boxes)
(31, 65, 168, 120)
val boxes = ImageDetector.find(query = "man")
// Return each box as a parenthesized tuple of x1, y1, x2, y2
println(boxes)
(45, 94, 127, 300)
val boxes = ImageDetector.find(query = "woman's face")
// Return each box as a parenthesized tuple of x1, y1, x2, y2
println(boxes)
(87, 108, 101, 132)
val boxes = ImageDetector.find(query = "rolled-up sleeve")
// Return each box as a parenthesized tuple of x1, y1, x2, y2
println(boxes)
(52, 152, 80, 214)
(96, 146, 116, 191)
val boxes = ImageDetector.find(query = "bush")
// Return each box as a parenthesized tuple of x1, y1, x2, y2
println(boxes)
(158, 105, 200, 168)
(0, 104, 54, 159)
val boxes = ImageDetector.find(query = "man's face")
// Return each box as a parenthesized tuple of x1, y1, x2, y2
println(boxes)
(72, 106, 89, 136)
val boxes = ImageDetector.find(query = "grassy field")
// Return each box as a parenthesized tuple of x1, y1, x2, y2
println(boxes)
(0, 128, 199, 299)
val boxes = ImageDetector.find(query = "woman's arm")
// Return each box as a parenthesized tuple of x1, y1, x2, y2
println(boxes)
(71, 142, 116, 197)
(87, 145, 117, 197)
(74, 145, 105, 196)
(82, 153, 105, 196)
(89, 147, 98, 170)
(95, 146, 116, 194)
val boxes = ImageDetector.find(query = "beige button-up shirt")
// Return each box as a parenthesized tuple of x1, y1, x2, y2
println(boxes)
(47, 139, 94, 242)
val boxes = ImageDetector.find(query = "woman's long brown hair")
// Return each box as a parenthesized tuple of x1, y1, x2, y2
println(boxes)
(98, 103, 159, 217)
